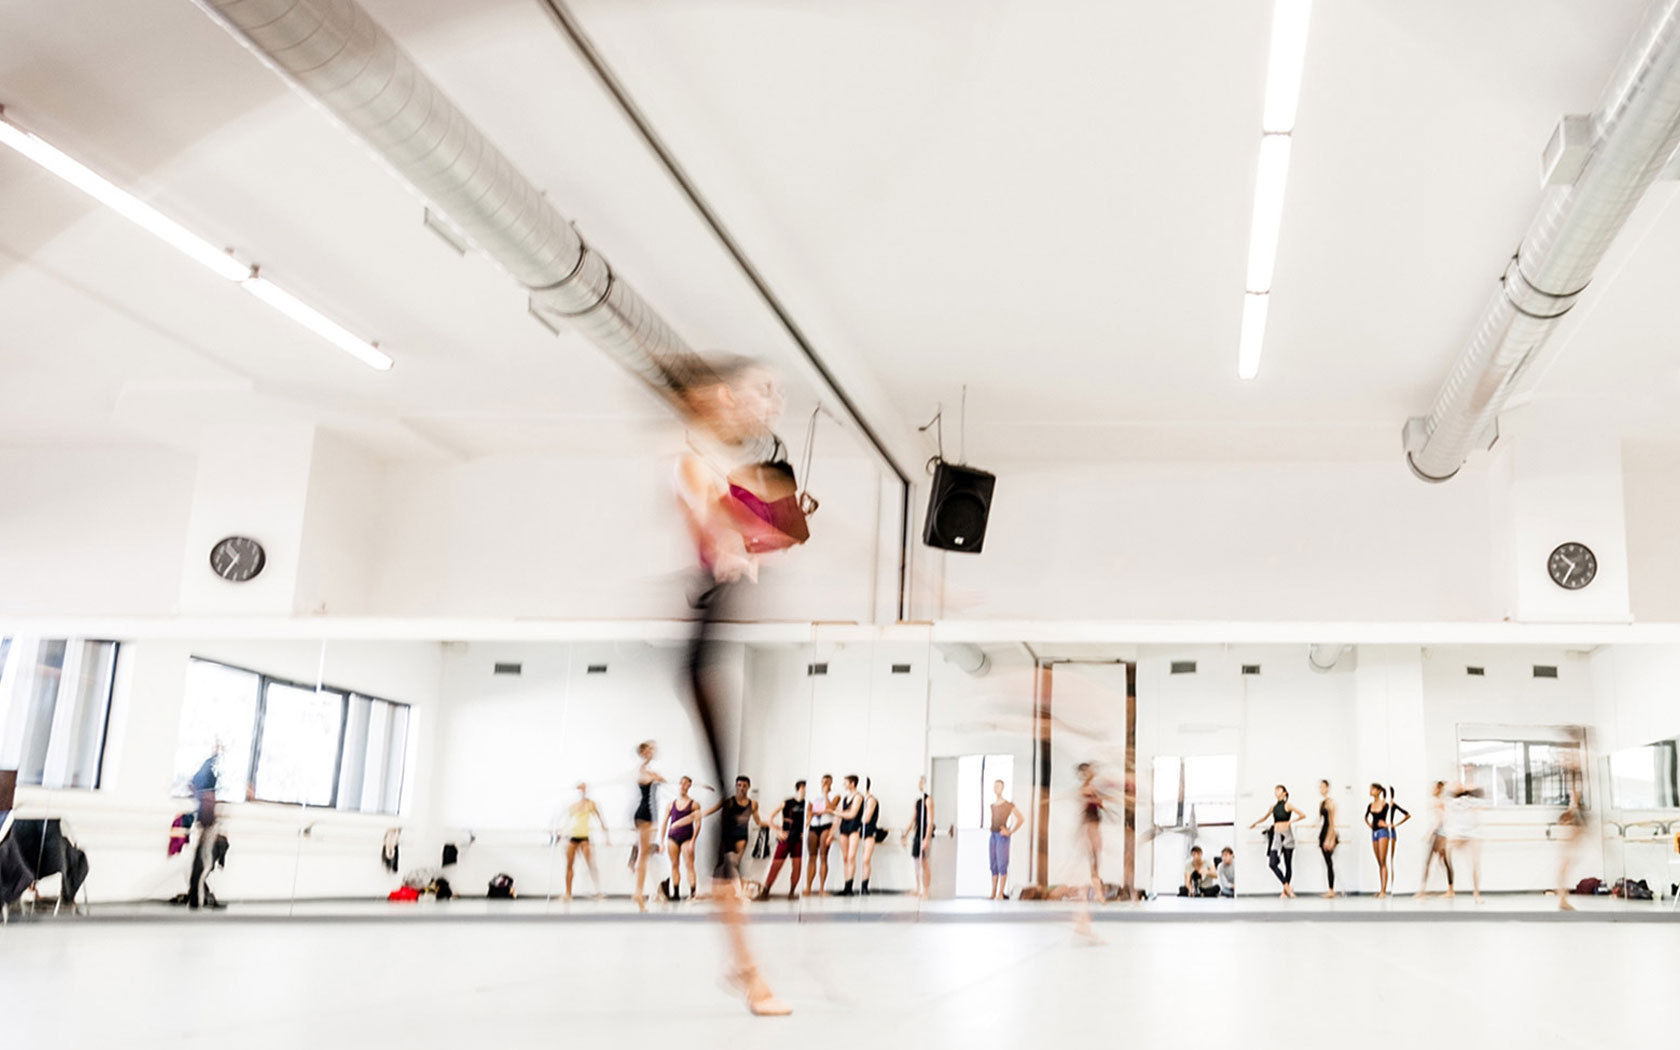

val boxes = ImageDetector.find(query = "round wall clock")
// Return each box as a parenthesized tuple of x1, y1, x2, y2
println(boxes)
(1546, 542, 1596, 590)
(209, 536, 266, 583)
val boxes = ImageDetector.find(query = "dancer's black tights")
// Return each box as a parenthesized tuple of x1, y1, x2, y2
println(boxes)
(686, 578, 734, 876)
(1322, 846, 1335, 890)
(1268, 846, 1294, 886)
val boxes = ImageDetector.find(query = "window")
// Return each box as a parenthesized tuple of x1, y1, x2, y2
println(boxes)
(0, 637, 118, 789)
(1152, 754, 1237, 827)
(1609, 742, 1679, 810)
(1457, 727, 1585, 807)
(171, 657, 410, 814)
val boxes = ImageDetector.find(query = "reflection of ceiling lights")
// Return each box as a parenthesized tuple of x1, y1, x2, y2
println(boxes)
(1239, 0, 1312, 380)
(0, 110, 392, 371)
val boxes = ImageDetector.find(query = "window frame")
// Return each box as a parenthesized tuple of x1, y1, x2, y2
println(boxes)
(185, 656, 410, 814)
(0, 636, 120, 791)
(1456, 727, 1587, 808)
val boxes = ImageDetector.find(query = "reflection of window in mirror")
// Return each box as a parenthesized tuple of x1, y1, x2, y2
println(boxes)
(1457, 727, 1585, 806)
(0, 636, 119, 790)
(1609, 742, 1679, 809)
(956, 753, 1014, 827)
(1152, 755, 1236, 827)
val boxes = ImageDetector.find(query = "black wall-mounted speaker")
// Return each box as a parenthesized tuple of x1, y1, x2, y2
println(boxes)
(923, 461, 996, 553)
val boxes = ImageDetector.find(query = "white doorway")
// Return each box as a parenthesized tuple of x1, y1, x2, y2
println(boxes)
(932, 752, 1017, 897)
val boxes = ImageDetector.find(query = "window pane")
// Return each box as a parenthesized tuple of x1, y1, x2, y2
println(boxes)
(254, 683, 343, 806)
(60, 641, 117, 789)
(173, 660, 259, 801)
(14, 640, 67, 784)
(381, 704, 411, 815)
(1526, 743, 1579, 808)
(957, 754, 984, 828)
(1459, 739, 1523, 806)
(336, 695, 372, 812)
(1184, 754, 1237, 825)
(1152, 757, 1181, 826)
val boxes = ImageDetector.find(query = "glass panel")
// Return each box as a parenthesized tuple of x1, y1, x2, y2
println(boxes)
(1459, 739, 1522, 806)
(172, 659, 259, 802)
(1184, 754, 1237, 826)
(254, 682, 343, 807)
(1152, 757, 1181, 827)
(60, 640, 117, 788)
(1526, 742, 1578, 807)
(16, 639, 66, 784)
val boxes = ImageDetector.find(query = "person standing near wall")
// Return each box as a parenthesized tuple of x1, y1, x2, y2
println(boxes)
(805, 774, 838, 896)
(704, 776, 762, 894)
(1365, 784, 1409, 898)
(630, 741, 665, 912)
(186, 743, 224, 910)
(902, 776, 934, 899)
(1249, 784, 1304, 898)
(561, 782, 610, 901)
(756, 780, 806, 900)
(662, 776, 702, 900)
(858, 778, 884, 895)
(988, 779, 1023, 900)
(836, 775, 865, 896)
(1317, 779, 1339, 898)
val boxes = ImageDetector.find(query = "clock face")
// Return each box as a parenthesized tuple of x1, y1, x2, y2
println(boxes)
(1547, 542, 1596, 590)
(210, 536, 266, 583)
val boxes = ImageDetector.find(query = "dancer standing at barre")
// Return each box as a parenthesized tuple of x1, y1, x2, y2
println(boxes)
(662, 776, 701, 901)
(630, 741, 665, 912)
(1316, 779, 1339, 898)
(562, 782, 610, 900)
(1365, 783, 1410, 898)
(805, 774, 837, 896)
(903, 776, 934, 899)
(757, 780, 806, 900)
(1417, 780, 1455, 897)
(836, 775, 864, 896)
(1249, 785, 1305, 898)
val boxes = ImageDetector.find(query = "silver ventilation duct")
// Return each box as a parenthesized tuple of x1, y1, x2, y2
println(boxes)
(195, 0, 696, 398)
(1403, 0, 1680, 482)
(936, 642, 991, 677)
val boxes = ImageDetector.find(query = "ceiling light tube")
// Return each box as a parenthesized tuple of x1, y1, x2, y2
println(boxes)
(1246, 133, 1294, 292)
(1262, 0, 1314, 133)
(243, 275, 393, 371)
(1238, 292, 1270, 380)
(0, 113, 252, 282)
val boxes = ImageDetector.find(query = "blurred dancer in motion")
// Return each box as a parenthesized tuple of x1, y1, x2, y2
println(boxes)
(805, 773, 837, 896)
(987, 779, 1023, 899)
(1365, 784, 1409, 898)
(1072, 763, 1112, 942)
(674, 355, 800, 1015)
(1554, 753, 1586, 911)
(1249, 785, 1305, 898)
(1417, 780, 1454, 898)
(662, 776, 701, 900)
(1445, 778, 1483, 902)
(186, 742, 224, 910)
(562, 782, 610, 900)
(631, 741, 665, 911)
(756, 779, 806, 900)
(903, 775, 934, 899)
(1317, 779, 1339, 898)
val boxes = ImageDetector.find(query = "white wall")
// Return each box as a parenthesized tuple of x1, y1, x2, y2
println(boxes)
(0, 445, 195, 616)
(1623, 442, 1680, 623)
(937, 461, 1496, 622)
(14, 637, 442, 903)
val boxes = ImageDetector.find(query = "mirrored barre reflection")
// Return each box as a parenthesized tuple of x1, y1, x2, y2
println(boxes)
(3, 634, 1679, 922)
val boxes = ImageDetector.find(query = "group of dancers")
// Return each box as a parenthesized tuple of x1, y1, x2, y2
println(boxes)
(1247, 768, 1586, 907)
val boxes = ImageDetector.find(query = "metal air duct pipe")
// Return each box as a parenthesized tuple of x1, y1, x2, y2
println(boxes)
(936, 642, 991, 677)
(1403, 0, 1680, 481)
(195, 0, 696, 399)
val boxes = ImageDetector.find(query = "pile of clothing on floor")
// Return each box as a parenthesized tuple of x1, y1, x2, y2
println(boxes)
(388, 868, 452, 902)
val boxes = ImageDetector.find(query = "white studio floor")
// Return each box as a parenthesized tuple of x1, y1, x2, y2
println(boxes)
(2, 899, 1675, 1049)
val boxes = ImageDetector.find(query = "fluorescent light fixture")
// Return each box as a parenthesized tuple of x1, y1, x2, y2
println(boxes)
(244, 276, 392, 371)
(0, 109, 393, 371)
(0, 114, 252, 282)
(1238, 292, 1270, 380)
(1246, 134, 1293, 292)
(1262, 0, 1314, 133)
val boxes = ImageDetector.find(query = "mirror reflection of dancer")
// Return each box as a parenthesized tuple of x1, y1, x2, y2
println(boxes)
(1249, 785, 1305, 898)
(1072, 763, 1112, 942)
(1554, 754, 1586, 911)
(805, 774, 837, 896)
(756, 780, 806, 900)
(674, 355, 801, 1015)
(1317, 779, 1339, 898)
(1417, 780, 1455, 898)
(705, 776, 762, 895)
(662, 776, 701, 901)
(857, 778, 883, 895)
(562, 782, 610, 900)
(1365, 784, 1410, 898)
(1444, 779, 1483, 903)
(630, 741, 665, 912)
(186, 744, 225, 910)
(836, 775, 864, 896)
(902, 776, 934, 899)
(987, 780, 1023, 900)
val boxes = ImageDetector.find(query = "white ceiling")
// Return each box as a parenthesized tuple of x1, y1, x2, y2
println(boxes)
(2, 0, 1678, 469)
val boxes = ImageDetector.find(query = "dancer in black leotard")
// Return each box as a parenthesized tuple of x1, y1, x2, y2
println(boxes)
(662, 776, 701, 900)
(1248, 785, 1305, 898)
(756, 780, 806, 900)
(631, 741, 664, 911)
(902, 776, 934, 899)
(858, 778, 883, 895)
(836, 775, 864, 896)
(1316, 779, 1339, 898)
(1364, 783, 1410, 898)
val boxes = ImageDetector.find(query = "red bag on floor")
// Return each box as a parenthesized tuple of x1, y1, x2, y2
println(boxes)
(388, 886, 421, 902)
